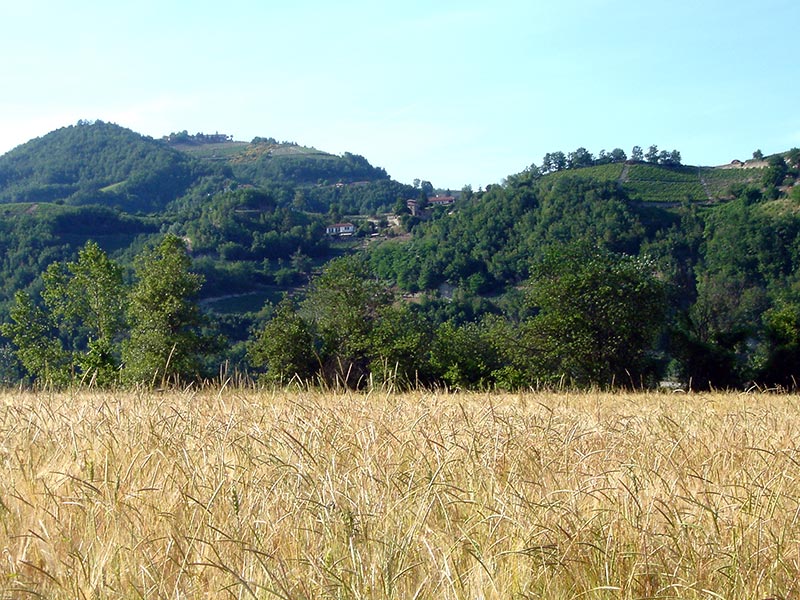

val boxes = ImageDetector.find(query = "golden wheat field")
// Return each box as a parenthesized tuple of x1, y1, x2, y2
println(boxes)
(0, 388, 798, 599)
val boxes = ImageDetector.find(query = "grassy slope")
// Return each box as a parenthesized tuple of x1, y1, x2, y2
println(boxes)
(169, 140, 250, 160)
(174, 139, 339, 165)
(1, 389, 797, 599)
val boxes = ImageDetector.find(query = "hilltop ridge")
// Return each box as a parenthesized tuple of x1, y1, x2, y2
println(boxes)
(0, 121, 403, 213)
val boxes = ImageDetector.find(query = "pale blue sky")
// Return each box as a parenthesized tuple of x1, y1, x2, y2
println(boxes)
(1, 0, 798, 189)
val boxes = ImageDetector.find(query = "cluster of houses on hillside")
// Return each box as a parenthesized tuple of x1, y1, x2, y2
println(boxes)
(326, 195, 457, 236)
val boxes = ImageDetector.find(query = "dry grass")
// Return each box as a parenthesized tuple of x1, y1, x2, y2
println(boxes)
(0, 388, 799, 599)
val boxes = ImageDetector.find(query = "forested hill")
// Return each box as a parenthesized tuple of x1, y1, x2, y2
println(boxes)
(0, 121, 416, 335)
(3, 121, 800, 390)
(365, 149, 800, 388)
(369, 148, 799, 296)
(0, 121, 200, 213)
(0, 121, 409, 215)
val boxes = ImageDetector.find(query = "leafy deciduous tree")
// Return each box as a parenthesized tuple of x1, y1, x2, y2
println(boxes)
(522, 242, 666, 386)
(567, 147, 594, 170)
(302, 255, 392, 386)
(2, 291, 70, 385)
(2, 241, 126, 386)
(367, 304, 433, 386)
(430, 320, 499, 389)
(610, 148, 627, 163)
(122, 234, 209, 385)
(541, 151, 567, 174)
(763, 155, 788, 188)
(248, 296, 316, 385)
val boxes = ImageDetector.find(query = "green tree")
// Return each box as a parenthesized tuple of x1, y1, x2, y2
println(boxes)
(567, 147, 594, 169)
(763, 155, 788, 188)
(122, 235, 209, 385)
(2, 291, 70, 385)
(787, 148, 800, 168)
(289, 248, 313, 276)
(1, 241, 126, 386)
(759, 301, 800, 387)
(250, 257, 428, 388)
(292, 189, 308, 211)
(541, 151, 567, 174)
(42, 241, 127, 384)
(302, 255, 392, 386)
(430, 320, 500, 389)
(522, 242, 666, 387)
(416, 189, 429, 211)
(41, 242, 125, 340)
(657, 149, 682, 166)
(367, 304, 433, 387)
(393, 197, 410, 216)
(248, 297, 316, 385)
(609, 148, 627, 163)
(676, 191, 800, 388)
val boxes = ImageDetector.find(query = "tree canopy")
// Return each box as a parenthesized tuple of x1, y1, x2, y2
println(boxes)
(2, 236, 214, 387)
(122, 235, 211, 385)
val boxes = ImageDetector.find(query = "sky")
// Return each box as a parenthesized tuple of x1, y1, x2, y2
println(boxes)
(1, 0, 799, 190)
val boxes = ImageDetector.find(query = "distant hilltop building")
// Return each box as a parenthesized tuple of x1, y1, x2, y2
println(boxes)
(326, 222, 356, 236)
(407, 195, 456, 216)
(165, 131, 233, 144)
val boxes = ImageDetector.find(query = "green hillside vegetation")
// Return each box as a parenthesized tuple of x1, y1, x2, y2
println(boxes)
(0, 121, 201, 212)
(361, 148, 800, 389)
(624, 164, 707, 202)
(2, 124, 800, 390)
(166, 132, 413, 214)
(0, 122, 413, 373)
(0, 203, 157, 313)
(164, 131, 250, 160)
(172, 140, 251, 161)
(698, 165, 764, 196)
(0, 122, 407, 215)
(544, 160, 766, 204)
(545, 161, 626, 183)
(0, 120, 405, 285)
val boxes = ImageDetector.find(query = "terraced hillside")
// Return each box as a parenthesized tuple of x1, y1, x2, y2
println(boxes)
(549, 160, 765, 204)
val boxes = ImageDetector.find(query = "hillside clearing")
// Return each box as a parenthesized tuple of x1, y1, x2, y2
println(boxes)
(0, 389, 798, 599)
